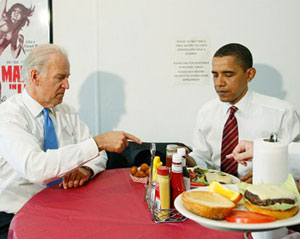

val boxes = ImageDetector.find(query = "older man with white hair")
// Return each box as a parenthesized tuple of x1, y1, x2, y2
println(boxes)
(0, 44, 141, 238)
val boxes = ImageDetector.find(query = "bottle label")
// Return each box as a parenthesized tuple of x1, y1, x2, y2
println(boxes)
(172, 164, 183, 173)
(154, 179, 170, 221)
(154, 181, 161, 210)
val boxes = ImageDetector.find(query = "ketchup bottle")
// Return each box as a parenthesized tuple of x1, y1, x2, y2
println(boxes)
(171, 153, 186, 206)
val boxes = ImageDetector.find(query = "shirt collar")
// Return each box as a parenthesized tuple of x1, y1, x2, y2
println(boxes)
(21, 89, 54, 117)
(222, 89, 253, 115)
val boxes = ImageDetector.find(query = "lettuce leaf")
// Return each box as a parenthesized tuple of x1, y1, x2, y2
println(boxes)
(282, 174, 300, 203)
(238, 182, 250, 195)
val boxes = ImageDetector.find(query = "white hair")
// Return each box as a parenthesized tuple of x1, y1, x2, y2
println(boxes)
(21, 44, 68, 84)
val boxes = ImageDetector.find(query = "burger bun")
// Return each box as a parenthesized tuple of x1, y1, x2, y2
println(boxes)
(182, 191, 235, 220)
(245, 200, 299, 220)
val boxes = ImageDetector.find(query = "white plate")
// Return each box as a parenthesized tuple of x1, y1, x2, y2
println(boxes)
(174, 185, 300, 232)
(188, 167, 240, 187)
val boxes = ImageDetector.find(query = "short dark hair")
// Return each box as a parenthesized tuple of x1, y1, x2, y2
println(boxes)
(213, 43, 253, 71)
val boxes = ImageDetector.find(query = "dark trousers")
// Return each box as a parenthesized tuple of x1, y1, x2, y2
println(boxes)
(0, 212, 14, 239)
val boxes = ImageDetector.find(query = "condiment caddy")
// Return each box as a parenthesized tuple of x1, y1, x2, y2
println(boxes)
(145, 144, 187, 223)
(145, 184, 187, 223)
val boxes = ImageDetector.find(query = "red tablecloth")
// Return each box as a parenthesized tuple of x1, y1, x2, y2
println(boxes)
(8, 168, 243, 239)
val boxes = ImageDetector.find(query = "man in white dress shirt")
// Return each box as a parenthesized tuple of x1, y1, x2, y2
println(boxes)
(187, 43, 300, 179)
(0, 44, 141, 238)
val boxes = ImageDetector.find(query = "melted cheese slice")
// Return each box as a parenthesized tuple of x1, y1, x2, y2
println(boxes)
(246, 184, 295, 200)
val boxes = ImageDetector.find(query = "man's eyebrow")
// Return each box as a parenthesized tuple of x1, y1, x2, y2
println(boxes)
(56, 73, 70, 77)
(211, 70, 235, 74)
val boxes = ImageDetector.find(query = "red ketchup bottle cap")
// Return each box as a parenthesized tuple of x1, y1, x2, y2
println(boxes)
(157, 166, 169, 176)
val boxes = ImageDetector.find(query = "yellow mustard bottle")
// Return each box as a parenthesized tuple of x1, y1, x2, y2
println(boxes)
(154, 166, 170, 221)
(152, 156, 162, 182)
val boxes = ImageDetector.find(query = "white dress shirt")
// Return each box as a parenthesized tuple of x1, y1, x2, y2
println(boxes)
(189, 90, 300, 177)
(0, 90, 107, 213)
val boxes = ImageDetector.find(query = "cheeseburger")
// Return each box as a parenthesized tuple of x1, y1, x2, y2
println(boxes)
(244, 184, 299, 219)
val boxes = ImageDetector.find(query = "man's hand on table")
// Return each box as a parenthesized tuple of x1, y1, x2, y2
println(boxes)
(60, 166, 93, 189)
(186, 154, 196, 167)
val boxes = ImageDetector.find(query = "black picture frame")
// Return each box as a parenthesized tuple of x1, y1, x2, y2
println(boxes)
(48, 0, 53, 43)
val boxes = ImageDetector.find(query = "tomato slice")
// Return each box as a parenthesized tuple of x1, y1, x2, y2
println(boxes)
(225, 210, 276, 224)
(189, 170, 196, 179)
(190, 182, 206, 187)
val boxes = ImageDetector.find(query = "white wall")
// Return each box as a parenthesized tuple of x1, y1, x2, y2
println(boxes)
(52, 0, 100, 134)
(53, 0, 300, 147)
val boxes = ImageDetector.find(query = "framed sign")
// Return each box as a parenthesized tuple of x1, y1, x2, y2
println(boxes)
(0, 0, 52, 102)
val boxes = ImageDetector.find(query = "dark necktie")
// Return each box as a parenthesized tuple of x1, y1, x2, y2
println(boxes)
(221, 106, 238, 176)
(42, 108, 61, 186)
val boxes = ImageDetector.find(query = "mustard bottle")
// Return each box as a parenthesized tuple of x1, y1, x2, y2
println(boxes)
(155, 166, 170, 221)
(152, 156, 163, 182)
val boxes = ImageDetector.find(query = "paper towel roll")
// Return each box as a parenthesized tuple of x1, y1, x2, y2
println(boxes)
(253, 138, 288, 185)
(288, 142, 300, 180)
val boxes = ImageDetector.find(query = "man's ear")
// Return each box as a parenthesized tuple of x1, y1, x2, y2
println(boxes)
(30, 69, 40, 86)
(247, 68, 256, 83)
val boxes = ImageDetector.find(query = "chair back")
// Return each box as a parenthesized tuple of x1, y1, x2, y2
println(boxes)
(106, 141, 191, 169)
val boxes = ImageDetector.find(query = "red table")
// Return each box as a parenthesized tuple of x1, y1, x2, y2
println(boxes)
(8, 168, 243, 239)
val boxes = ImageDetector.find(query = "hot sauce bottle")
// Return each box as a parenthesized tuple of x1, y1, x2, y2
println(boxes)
(177, 147, 190, 191)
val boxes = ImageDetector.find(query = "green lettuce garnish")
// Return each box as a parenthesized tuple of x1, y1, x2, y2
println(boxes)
(282, 174, 300, 202)
(238, 182, 249, 195)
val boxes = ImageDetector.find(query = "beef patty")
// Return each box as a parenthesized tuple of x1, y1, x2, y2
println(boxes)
(245, 190, 295, 206)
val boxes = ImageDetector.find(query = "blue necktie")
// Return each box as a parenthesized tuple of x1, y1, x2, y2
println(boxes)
(42, 108, 62, 186)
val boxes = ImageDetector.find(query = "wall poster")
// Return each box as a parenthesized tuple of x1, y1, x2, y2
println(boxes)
(0, 0, 52, 102)
(173, 37, 211, 85)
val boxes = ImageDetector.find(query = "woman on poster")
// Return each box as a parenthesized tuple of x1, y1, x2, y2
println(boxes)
(0, 0, 34, 58)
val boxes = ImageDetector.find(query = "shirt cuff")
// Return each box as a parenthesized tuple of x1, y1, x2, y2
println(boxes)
(83, 150, 107, 178)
